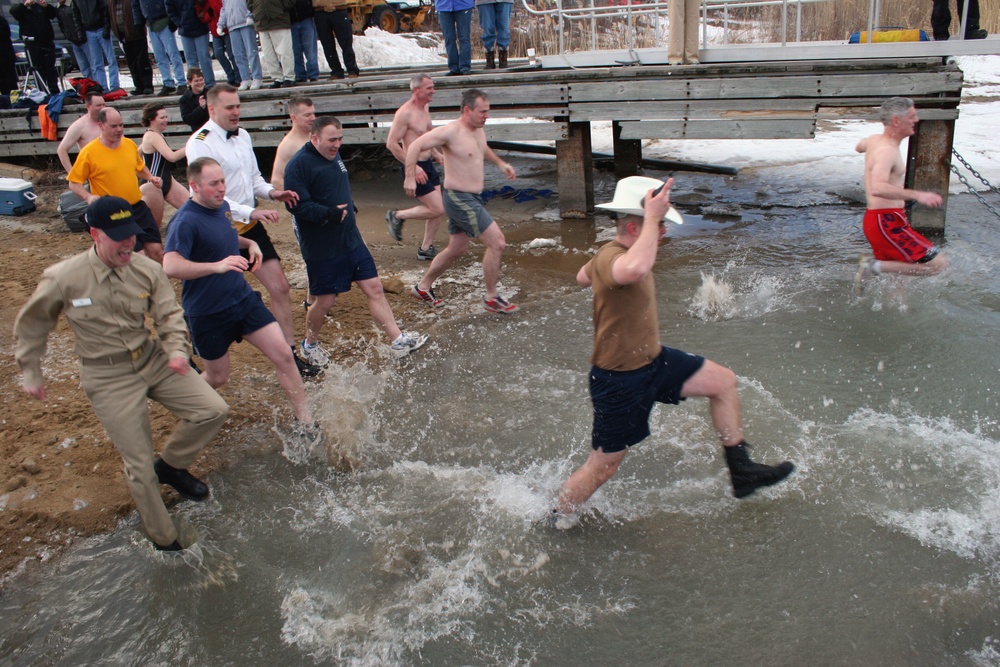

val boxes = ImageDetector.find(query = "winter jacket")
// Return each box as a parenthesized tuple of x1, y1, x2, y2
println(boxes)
(434, 0, 473, 11)
(56, 0, 87, 45)
(131, 0, 168, 23)
(289, 0, 313, 23)
(248, 0, 293, 31)
(75, 0, 109, 31)
(216, 0, 251, 33)
(10, 2, 58, 44)
(196, 0, 223, 35)
(165, 0, 208, 37)
(108, 0, 145, 40)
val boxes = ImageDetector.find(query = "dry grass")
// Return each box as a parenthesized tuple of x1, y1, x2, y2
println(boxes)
(499, 0, 999, 57)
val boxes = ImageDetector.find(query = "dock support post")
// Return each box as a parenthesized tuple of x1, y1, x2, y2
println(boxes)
(613, 121, 641, 180)
(556, 121, 593, 218)
(906, 118, 955, 233)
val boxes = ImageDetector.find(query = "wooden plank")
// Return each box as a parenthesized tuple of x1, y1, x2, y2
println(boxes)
(569, 99, 820, 120)
(617, 119, 817, 140)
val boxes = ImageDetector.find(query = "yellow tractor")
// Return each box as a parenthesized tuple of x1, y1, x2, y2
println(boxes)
(313, 0, 434, 35)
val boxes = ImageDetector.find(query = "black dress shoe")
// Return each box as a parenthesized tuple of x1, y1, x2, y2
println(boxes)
(966, 28, 988, 39)
(157, 86, 176, 97)
(154, 539, 184, 551)
(293, 348, 322, 378)
(269, 80, 284, 89)
(154, 458, 210, 501)
(176, 85, 188, 95)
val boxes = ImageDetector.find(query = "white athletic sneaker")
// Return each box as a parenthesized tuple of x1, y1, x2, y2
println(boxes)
(300, 340, 331, 367)
(390, 331, 429, 358)
(249, 79, 263, 90)
(238, 80, 250, 91)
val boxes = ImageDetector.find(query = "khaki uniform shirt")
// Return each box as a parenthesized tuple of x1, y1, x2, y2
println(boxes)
(14, 247, 191, 387)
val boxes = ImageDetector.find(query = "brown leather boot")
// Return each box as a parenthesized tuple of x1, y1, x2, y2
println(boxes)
(485, 50, 496, 70)
(498, 48, 508, 68)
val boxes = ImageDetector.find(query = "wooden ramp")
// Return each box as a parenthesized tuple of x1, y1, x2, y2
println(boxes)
(0, 56, 963, 226)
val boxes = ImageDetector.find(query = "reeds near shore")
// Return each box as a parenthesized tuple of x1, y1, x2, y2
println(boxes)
(491, 0, 1000, 58)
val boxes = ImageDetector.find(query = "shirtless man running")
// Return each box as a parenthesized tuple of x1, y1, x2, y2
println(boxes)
(386, 74, 445, 261)
(404, 88, 519, 314)
(56, 90, 105, 173)
(271, 96, 316, 190)
(854, 96, 949, 293)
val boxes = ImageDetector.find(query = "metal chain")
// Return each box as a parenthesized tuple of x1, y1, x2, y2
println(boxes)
(950, 162, 1000, 220)
(952, 149, 1000, 194)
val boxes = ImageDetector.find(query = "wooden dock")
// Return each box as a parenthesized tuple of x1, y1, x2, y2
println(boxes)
(0, 56, 963, 229)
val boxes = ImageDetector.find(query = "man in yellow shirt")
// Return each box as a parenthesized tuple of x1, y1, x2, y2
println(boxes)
(68, 107, 166, 263)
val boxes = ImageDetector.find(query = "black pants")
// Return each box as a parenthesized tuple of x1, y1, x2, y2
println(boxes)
(314, 9, 359, 76)
(122, 37, 154, 92)
(25, 42, 59, 94)
(931, 0, 980, 39)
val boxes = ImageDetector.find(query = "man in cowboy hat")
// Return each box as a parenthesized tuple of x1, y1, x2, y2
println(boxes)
(549, 176, 795, 529)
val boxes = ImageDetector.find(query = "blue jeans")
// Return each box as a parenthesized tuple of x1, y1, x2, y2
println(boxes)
(84, 29, 120, 91)
(228, 24, 263, 82)
(438, 9, 472, 74)
(70, 42, 93, 80)
(477, 2, 512, 50)
(148, 25, 185, 88)
(180, 33, 216, 86)
(290, 18, 320, 80)
(213, 34, 238, 84)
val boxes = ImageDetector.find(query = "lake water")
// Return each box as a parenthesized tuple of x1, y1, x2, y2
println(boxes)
(2, 166, 1000, 666)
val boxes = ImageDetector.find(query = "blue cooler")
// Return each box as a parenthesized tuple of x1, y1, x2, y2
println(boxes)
(0, 178, 37, 216)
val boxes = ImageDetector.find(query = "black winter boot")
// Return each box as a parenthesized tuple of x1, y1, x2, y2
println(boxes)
(498, 48, 508, 68)
(485, 50, 496, 70)
(724, 442, 794, 498)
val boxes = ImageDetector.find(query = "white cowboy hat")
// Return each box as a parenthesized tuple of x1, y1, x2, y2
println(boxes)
(595, 176, 684, 224)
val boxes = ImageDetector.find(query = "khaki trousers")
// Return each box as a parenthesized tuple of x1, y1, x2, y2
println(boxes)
(81, 342, 229, 546)
(259, 29, 296, 83)
(668, 0, 700, 64)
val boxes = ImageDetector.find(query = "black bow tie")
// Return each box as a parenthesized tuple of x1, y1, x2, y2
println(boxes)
(226, 129, 239, 140)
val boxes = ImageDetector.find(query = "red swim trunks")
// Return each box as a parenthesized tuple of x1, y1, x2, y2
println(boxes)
(863, 208, 939, 263)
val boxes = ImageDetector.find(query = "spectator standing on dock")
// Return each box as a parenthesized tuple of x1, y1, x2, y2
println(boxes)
(198, 0, 241, 86)
(386, 73, 444, 261)
(165, 0, 216, 87)
(10, 0, 60, 95)
(853, 96, 949, 293)
(56, 0, 94, 83)
(248, 0, 297, 88)
(108, 0, 155, 96)
(437, 0, 473, 76)
(667, 0, 699, 65)
(57, 90, 105, 172)
(77, 0, 122, 93)
(14, 195, 230, 552)
(289, 0, 319, 83)
(476, 0, 511, 69)
(217, 0, 263, 90)
(312, 0, 359, 79)
(931, 0, 988, 40)
(548, 176, 795, 530)
(185, 83, 322, 378)
(404, 88, 519, 313)
(0, 16, 18, 95)
(133, 0, 187, 96)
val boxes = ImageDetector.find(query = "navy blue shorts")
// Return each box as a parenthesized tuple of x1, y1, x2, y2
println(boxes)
(132, 200, 161, 248)
(240, 221, 280, 264)
(185, 291, 277, 361)
(590, 346, 706, 453)
(306, 244, 379, 296)
(400, 159, 441, 198)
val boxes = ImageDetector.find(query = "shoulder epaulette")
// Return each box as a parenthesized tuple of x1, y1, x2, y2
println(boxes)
(195, 129, 211, 141)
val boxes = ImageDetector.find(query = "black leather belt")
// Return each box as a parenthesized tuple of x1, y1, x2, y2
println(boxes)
(81, 342, 150, 366)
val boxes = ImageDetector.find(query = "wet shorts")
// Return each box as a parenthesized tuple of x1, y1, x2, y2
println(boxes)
(400, 159, 441, 198)
(239, 221, 281, 264)
(132, 200, 161, 249)
(306, 244, 379, 296)
(442, 189, 494, 238)
(590, 346, 706, 453)
(863, 208, 939, 263)
(185, 290, 276, 361)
